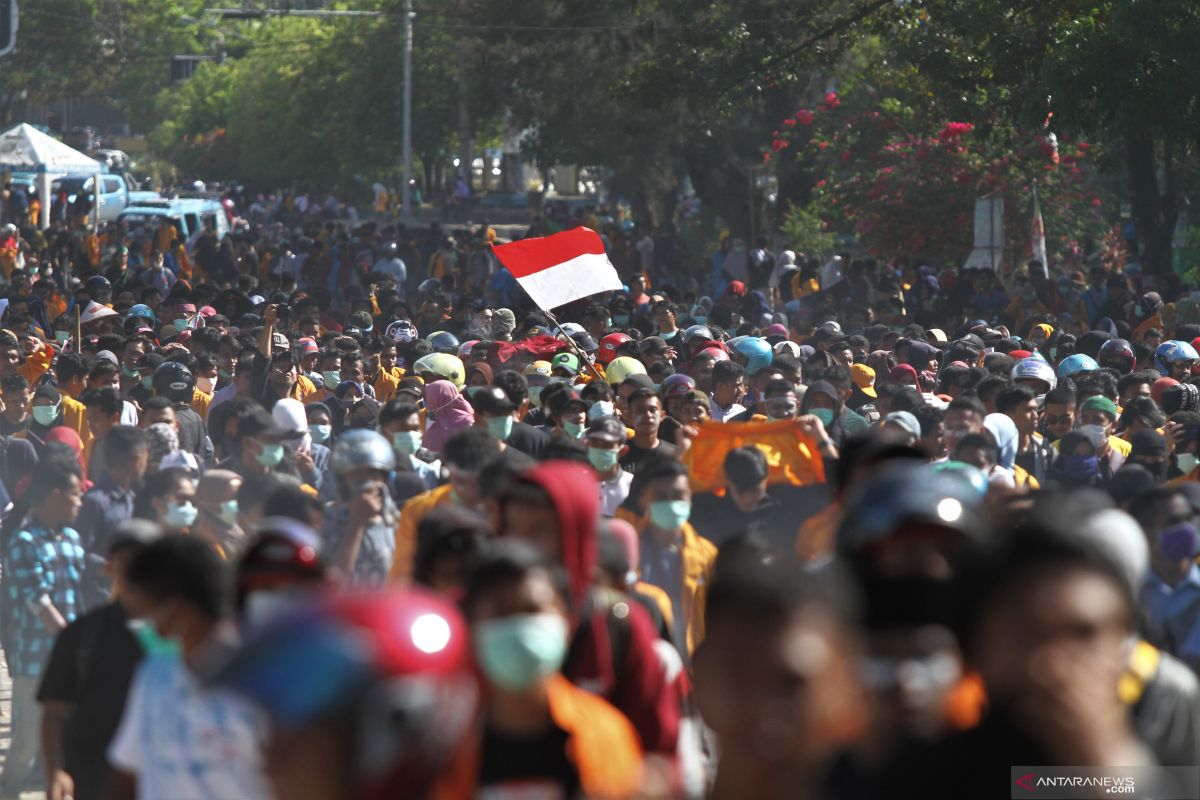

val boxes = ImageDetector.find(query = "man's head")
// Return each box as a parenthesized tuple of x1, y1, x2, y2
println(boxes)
(443, 428, 502, 511)
(695, 555, 865, 782)
(995, 383, 1039, 438)
(27, 455, 84, 528)
(1, 373, 29, 423)
(101, 424, 150, 484)
(711, 361, 746, 408)
(724, 447, 769, 512)
(82, 387, 125, 440)
(634, 456, 692, 534)
(626, 388, 663, 439)
(125, 535, 229, 653)
(1078, 395, 1118, 436)
(140, 396, 177, 429)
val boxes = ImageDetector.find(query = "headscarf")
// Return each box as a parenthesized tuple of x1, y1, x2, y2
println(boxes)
(1051, 431, 1102, 488)
(889, 363, 920, 387)
(520, 461, 600, 610)
(146, 422, 179, 470)
(768, 250, 797, 290)
(467, 362, 494, 386)
(423, 380, 474, 453)
(867, 350, 894, 377)
(44, 427, 91, 490)
(983, 413, 1018, 471)
(800, 379, 845, 447)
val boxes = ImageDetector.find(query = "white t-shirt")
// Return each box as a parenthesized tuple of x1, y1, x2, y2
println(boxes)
(599, 469, 633, 518)
(109, 653, 270, 800)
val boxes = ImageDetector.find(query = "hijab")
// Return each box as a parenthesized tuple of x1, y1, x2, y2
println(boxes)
(467, 362, 494, 386)
(867, 350, 894, 377)
(800, 379, 845, 447)
(423, 380, 475, 453)
(983, 413, 1018, 471)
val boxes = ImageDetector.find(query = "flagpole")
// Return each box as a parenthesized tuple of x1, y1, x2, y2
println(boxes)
(541, 306, 607, 384)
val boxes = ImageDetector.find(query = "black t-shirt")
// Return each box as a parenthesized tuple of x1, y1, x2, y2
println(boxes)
(175, 404, 207, 459)
(619, 438, 679, 474)
(659, 415, 683, 447)
(478, 722, 578, 799)
(506, 421, 550, 460)
(37, 603, 144, 800)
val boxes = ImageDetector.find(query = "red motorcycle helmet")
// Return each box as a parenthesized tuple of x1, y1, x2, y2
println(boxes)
(1097, 338, 1136, 375)
(598, 332, 632, 365)
(212, 589, 478, 800)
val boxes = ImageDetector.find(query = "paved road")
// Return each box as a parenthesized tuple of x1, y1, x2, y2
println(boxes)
(0, 657, 46, 800)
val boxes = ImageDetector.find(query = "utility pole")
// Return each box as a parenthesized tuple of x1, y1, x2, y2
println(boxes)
(402, 0, 414, 222)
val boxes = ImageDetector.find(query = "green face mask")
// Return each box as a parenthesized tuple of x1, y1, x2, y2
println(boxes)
(218, 369, 234, 381)
(810, 408, 835, 428)
(587, 446, 620, 472)
(122, 364, 139, 378)
(487, 415, 514, 441)
(392, 430, 422, 456)
(562, 420, 585, 439)
(32, 404, 60, 426)
(322, 371, 342, 390)
(173, 318, 189, 331)
(528, 385, 543, 406)
(693, 316, 708, 326)
(217, 499, 239, 526)
(308, 424, 331, 444)
(130, 620, 181, 658)
(649, 499, 691, 532)
(256, 441, 285, 468)
(141, 375, 153, 390)
(473, 613, 569, 692)
(1178, 452, 1200, 475)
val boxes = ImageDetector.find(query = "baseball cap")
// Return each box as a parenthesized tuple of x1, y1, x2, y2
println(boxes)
(883, 410, 921, 440)
(639, 336, 670, 356)
(271, 332, 290, 351)
(238, 408, 293, 441)
(551, 353, 581, 375)
(350, 311, 374, 332)
(546, 387, 587, 416)
(850, 364, 878, 398)
(470, 386, 517, 415)
(586, 416, 626, 444)
(569, 332, 598, 353)
(523, 361, 552, 379)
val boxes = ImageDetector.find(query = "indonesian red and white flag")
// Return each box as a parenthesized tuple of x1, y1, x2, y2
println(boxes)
(492, 227, 622, 310)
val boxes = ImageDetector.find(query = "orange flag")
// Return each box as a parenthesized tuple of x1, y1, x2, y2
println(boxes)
(683, 418, 826, 494)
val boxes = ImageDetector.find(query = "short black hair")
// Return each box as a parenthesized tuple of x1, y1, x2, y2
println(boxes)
(56, 353, 88, 383)
(626, 387, 659, 410)
(975, 375, 1011, 406)
(724, 446, 768, 490)
(442, 427, 502, 471)
(995, 383, 1037, 414)
(464, 538, 566, 617)
(141, 395, 174, 414)
(126, 535, 229, 621)
(82, 386, 123, 416)
(947, 395, 987, 419)
(0, 373, 27, 394)
(911, 403, 945, 436)
(711, 361, 744, 388)
(1043, 385, 1077, 407)
(493, 369, 528, 406)
(101, 425, 148, 464)
(414, 506, 490, 587)
(955, 432, 998, 463)
(378, 399, 421, 427)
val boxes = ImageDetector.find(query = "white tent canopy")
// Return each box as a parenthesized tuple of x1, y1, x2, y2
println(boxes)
(0, 123, 102, 230)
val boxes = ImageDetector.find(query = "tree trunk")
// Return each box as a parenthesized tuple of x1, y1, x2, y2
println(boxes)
(1125, 131, 1177, 275)
(457, 58, 473, 191)
(684, 137, 754, 239)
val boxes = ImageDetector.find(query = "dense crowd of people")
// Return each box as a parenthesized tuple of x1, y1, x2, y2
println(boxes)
(0, 195, 1195, 800)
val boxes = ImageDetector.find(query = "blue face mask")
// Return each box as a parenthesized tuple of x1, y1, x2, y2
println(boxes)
(217, 499, 239, 526)
(1157, 523, 1198, 561)
(612, 314, 630, 327)
(562, 420, 585, 439)
(392, 430, 422, 455)
(693, 316, 707, 326)
(649, 499, 691, 532)
(32, 404, 60, 426)
(141, 375, 153, 390)
(487, 415, 514, 441)
(164, 501, 197, 529)
(473, 613, 568, 692)
(322, 371, 342, 390)
(1061, 454, 1099, 482)
(308, 424, 331, 444)
(588, 446, 620, 472)
(257, 442, 285, 468)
